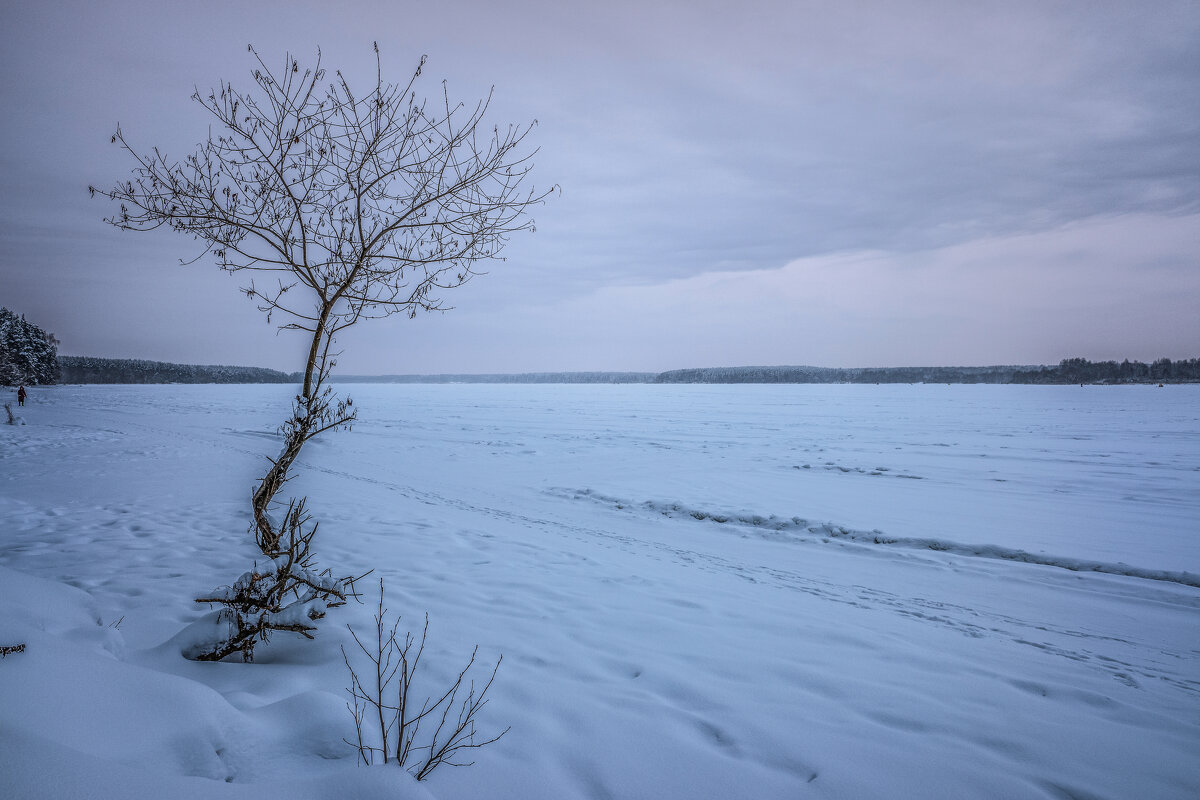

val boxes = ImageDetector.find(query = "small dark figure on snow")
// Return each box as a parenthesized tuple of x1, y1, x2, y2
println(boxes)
(16, 386, 26, 407)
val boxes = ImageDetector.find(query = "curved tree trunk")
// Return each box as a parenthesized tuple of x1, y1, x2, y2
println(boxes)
(252, 308, 329, 554)
(190, 312, 357, 662)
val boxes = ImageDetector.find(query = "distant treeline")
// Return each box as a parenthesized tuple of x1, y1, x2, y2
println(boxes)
(50, 355, 1200, 385)
(336, 372, 657, 384)
(656, 359, 1200, 385)
(1010, 358, 1200, 384)
(58, 356, 301, 384)
(655, 365, 1032, 384)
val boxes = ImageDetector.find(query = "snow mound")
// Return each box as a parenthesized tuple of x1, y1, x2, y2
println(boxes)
(0, 565, 431, 799)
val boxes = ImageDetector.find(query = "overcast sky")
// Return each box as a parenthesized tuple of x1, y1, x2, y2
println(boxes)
(2, 0, 1197, 373)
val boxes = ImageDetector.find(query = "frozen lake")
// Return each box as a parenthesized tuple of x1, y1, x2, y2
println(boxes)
(2, 383, 1198, 799)
(313, 382, 1200, 574)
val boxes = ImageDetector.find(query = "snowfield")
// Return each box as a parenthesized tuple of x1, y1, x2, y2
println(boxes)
(2, 383, 1198, 799)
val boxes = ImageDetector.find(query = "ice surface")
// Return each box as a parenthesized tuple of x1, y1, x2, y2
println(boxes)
(1, 383, 1198, 799)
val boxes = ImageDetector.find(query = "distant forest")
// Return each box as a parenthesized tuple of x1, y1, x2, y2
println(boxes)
(337, 372, 656, 384)
(655, 358, 1200, 385)
(656, 365, 1027, 384)
(57, 356, 300, 385)
(1009, 358, 1199, 384)
(40, 355, 1200, 385)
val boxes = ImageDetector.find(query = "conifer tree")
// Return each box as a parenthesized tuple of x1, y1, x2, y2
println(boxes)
(0, 308, 59, 386)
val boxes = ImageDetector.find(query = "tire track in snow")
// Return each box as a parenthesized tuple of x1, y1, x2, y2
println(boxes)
(541, 488, 1200, 695)
(554, 488, 1200, 589)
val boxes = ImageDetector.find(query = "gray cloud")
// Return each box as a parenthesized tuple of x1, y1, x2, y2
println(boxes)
(2, 0, 1197, 371)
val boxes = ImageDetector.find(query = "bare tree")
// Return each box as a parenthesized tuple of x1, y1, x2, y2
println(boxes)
(93, 44, 551, 660)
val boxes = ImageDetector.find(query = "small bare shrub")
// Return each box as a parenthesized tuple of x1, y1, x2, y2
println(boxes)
(342, 581, 508, 779)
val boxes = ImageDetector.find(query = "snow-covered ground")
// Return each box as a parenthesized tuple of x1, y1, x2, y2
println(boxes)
(2, 383, 1198, 799)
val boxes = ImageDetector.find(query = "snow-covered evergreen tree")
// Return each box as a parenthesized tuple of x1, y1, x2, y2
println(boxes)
(0, 308, 60, 386)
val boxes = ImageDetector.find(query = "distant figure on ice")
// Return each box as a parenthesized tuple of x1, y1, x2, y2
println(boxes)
(16, 386, 26, 406)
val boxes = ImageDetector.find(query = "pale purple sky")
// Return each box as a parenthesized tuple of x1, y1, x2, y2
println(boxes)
(2, 0, 1197, 373)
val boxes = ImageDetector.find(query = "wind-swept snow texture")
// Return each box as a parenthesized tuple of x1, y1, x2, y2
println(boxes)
(2, 383, 1198, 799)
